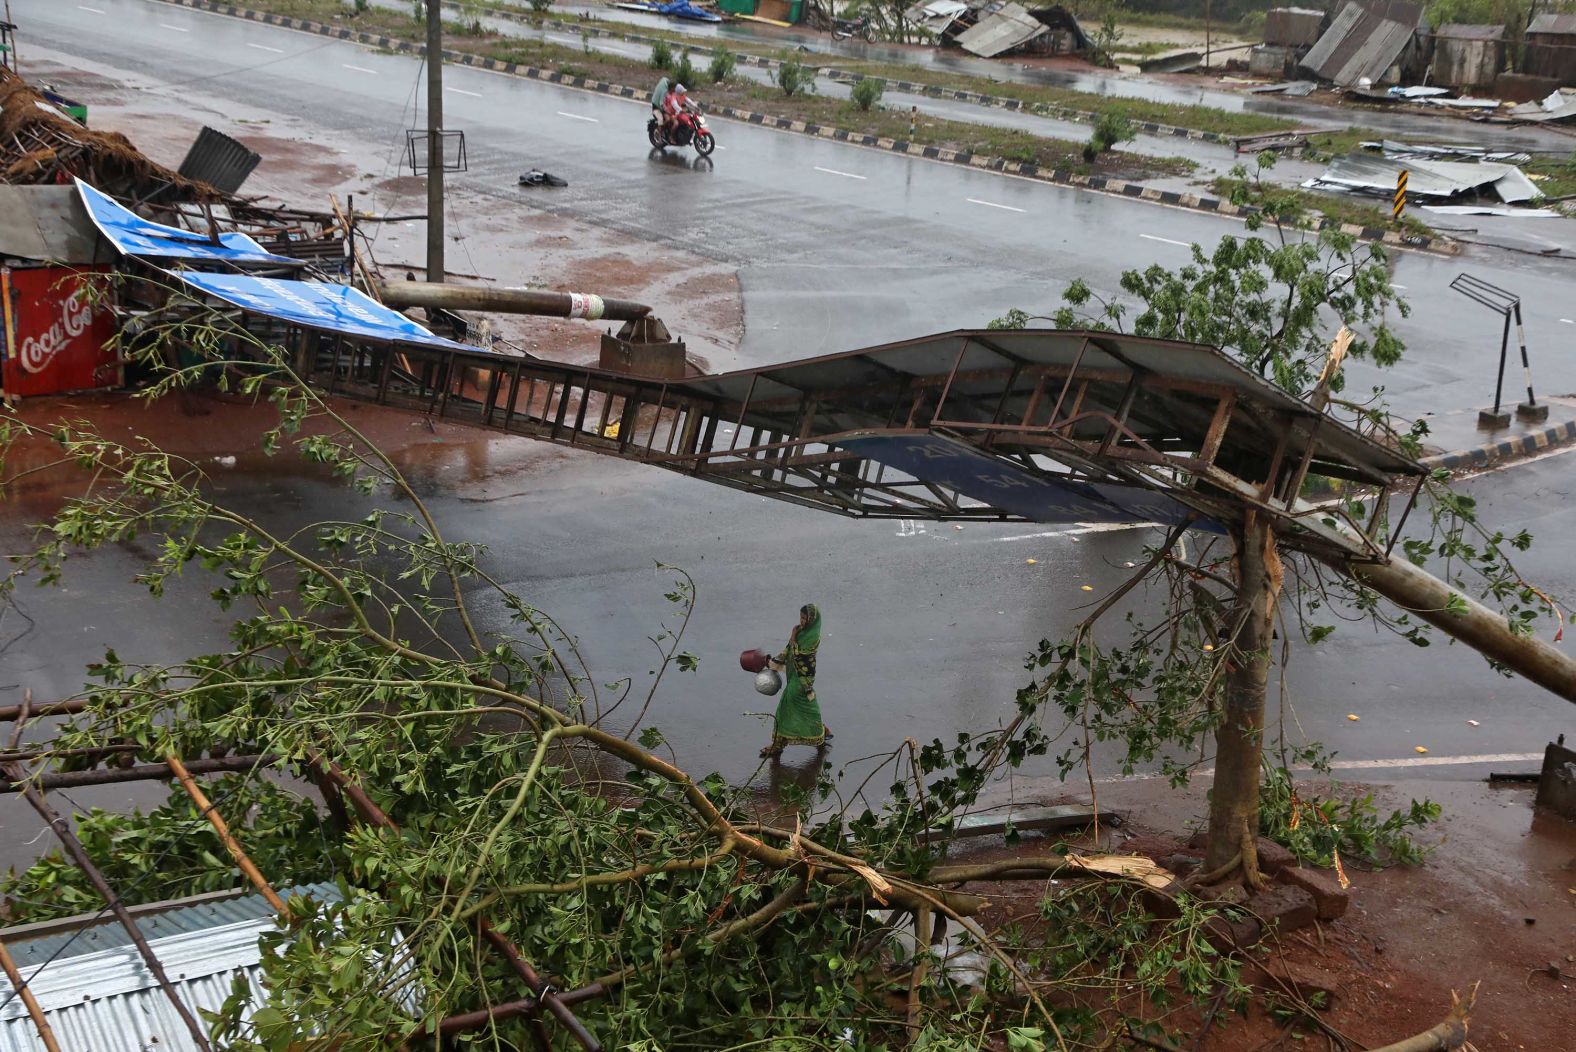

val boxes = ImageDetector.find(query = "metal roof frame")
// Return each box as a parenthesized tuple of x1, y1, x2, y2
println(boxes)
(281, 326, 1422, 562)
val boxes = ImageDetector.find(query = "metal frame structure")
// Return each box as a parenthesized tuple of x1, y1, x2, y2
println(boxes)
(1449, 272, 1546, 428)
(295, 327, 1423, 564)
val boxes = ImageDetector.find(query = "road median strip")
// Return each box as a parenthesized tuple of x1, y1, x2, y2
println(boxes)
(146, 0, 1458, 255)
(1422, 418, 1576, 472)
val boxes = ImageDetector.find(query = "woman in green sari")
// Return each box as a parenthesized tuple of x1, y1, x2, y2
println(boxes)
(761, 603, 832, 758)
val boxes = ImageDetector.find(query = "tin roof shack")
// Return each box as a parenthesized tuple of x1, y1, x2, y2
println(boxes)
(1301, 0, 1431, 87)
(1523, 14, 1576, 87)
(948, 2, 1089, 57)
(1264, 7, 1326, 47)
(0, 185, 120, 399)
(1432, 24, 1506, 91)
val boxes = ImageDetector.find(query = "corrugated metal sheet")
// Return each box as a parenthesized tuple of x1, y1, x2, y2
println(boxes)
(0, 884, 341, 1052)
(955, 3, 1047, 57)
(1308, 153, 1541, 204)
(176, 126, 262, 195)
(3, 883, 339, 969)
(0, 185, 109, 264)
(1435, 22, 1503, 40)
(1527, 13, 1576, 35)
(1301, 0, 1423, 87)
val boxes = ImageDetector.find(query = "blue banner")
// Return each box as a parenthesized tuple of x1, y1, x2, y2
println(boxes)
(835, 433, 1216, 529)
(76, 179, 299, 265)
(172, 271, 470, 350)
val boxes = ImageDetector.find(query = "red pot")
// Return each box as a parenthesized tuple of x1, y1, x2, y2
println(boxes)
(739, 648, 771, 674)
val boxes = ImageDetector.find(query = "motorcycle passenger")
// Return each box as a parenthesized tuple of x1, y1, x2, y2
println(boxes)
(662, 83, 694, 142)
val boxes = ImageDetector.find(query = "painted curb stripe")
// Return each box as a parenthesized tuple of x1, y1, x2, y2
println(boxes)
(150, 0, 1454, 255)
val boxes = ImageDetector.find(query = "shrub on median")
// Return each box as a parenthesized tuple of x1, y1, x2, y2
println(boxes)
(850, 76, 885, 111)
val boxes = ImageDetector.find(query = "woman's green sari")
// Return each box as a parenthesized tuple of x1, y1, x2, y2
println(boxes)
(772, 604, 825, 748)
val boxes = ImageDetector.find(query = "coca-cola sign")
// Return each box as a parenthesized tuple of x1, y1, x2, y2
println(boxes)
(19, 285, 95, 374)
(3, 266, 118, 398)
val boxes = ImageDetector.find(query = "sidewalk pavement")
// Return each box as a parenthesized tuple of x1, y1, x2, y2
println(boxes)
(1416, 394, 1576, 471)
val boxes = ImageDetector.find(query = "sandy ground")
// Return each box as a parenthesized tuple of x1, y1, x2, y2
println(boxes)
(958, 773, 1576, 1051)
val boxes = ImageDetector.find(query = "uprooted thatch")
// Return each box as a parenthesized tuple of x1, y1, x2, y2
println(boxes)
(0, 66, 220, 203)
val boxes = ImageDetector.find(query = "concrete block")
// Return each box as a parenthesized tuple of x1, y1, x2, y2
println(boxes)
(1277, 865, 1350, 920)
(1245, 884, 1317, 936)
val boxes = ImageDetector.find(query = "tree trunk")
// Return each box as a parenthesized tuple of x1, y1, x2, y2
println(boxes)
(1204, 513, 1282, 880)
(1317, 551, 1576, 704)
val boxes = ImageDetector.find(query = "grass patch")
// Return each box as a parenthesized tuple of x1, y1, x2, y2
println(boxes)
(830, 59, 1297, 137)
(1524, 156, 1576, 200)
(406, 0, 1300, 139)
(1210, 175, 1436, 237)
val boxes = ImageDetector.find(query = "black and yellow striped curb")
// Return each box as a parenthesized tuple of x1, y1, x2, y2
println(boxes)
(148, 0, 1457, 255)
(1421, 418, 1576, 472)
(425, 0, 1235, 145)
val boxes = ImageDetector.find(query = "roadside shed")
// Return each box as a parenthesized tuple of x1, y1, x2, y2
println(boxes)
(1264, 7, 1325, 47)
(1431, 23, 1505, 90)
(1523, 13, 1576, 86)
(1300, 0, 1429, 87)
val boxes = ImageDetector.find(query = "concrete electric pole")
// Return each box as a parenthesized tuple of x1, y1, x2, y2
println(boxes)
(425, 0, 445, 284)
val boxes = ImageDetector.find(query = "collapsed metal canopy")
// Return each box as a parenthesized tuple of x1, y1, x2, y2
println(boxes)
(302, 327, 1424, 563)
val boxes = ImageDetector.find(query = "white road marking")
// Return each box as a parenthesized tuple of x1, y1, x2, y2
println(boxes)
(1562, 318, 1574, 324)
(247, 43, 285, 53)
(343, 64, 377, 74)
(547, 34, 579, 44)
(1390, 283, 1408, 290)
(1140, 233, 1189, 247)
(992, 522, 1154, 543)
(448, 87, 483, 97)
(967, 197, 1026, 213)
(814, 166, 866, 180)
(603, 46, 637, 56)
(161, 23, 190, 32)
(1098, 751, 1543, 783)
(77, 4, 107, 11)
(556, 111, 599, 122)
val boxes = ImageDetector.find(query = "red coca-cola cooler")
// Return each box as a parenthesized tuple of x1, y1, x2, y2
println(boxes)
(1, 265, 120, 398)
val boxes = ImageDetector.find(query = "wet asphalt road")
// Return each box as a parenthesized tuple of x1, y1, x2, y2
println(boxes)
(4, 0, 1574, 821)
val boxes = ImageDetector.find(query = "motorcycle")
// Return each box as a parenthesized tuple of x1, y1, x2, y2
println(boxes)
(830, 12, 877, 41)
(647, 109, 716, 157)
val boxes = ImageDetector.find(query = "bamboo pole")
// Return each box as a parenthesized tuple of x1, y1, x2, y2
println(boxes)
(165, 755, 286, 914)
(0, 938, 61, 1052)
(3, 763, 215, 1052)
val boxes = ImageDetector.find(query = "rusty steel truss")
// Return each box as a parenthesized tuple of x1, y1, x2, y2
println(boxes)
(298, 326, 1424, 563)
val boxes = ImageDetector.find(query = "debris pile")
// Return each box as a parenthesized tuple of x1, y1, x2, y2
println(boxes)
(1305, 144, 1558, 218)
(903, 0, 1089, 58)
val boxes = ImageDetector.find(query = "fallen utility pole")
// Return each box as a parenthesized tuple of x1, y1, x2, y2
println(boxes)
(378, 281, 651, 322)
(1318, 551, 1576, 703)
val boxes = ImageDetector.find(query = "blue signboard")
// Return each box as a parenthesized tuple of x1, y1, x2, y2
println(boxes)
(835, 432, 1216, 529)
(172, 270, 470, 350)
(76, 179, 299, 265)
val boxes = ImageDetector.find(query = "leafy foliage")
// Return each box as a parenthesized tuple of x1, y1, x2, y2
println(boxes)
(649, 38, 673, 69)
(707, 45, 736, 83)
(850, 75, 886, 111)
(0, 776, 333, 924)
(777, 54, 815, 96)
(1082, 112, 1134, 160)
(1258, 766, 1441, 868)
